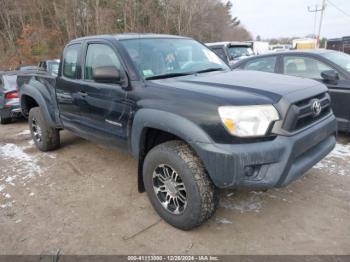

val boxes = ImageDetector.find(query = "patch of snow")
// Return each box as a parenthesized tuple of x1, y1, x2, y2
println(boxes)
(17, 130, 30, 136)
(313, 143, 350, 176)
(44, 153, 56, 159)
(226, 192, 234, 197)
(0, 143, 49, 209)
(0, 143, 42, 179)
(5, 175, 17, 186)
(15, 219, 22, 224)
(220, 196, 262, 213)
(0, 202, 13, 209)
(329, 143, 350, 160)
(4, 193, 11, 199)
(215, 217, 233, 224)
(29, 192, 35, 196)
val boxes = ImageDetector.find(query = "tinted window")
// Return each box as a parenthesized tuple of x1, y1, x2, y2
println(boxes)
(228, 46, 254, 58)
(84, 44, 122, 80)
(243, 57, 276, 73)
(63, 44, 80, 79)
(212, 48, 227, 61)
(283, 56, 333, 79)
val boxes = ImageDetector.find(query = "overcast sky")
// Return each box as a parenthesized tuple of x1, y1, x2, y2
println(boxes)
(231, 0, 350, 39)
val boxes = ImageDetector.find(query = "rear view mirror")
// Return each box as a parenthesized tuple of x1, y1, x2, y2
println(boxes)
(92, 66, 121, 83)
(321, 70, 339, 82)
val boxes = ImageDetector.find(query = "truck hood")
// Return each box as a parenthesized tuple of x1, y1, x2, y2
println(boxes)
(150, 70, 326, 105)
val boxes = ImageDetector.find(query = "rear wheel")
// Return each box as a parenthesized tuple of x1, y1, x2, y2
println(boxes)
(29, 107, 60, 151)
(143, 140, 218, 230)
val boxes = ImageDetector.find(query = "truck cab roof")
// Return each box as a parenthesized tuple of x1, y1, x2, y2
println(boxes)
(69, 33, 190, 44)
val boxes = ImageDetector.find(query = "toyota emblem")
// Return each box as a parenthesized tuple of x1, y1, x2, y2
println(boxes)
(311, 99, 322, 117)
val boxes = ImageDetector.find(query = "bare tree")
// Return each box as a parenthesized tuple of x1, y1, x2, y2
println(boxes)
(0, 0, 252, 68)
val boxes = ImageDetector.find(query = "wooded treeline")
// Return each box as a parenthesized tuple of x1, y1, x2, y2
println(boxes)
(0, 0, 252, 69)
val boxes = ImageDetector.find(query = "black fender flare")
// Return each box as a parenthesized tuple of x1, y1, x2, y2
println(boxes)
(131, 109, 214, 192)
(131, 109, 213, 159)
(20, 83, 59, 128)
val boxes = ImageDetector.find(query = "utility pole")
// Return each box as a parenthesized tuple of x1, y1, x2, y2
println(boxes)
(308, 5, 321, 36)
(317, 0, 327, 48)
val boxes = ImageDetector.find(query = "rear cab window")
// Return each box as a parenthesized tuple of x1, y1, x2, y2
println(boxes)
(211, 47, 227, 61)
(63, 44, 81, 79)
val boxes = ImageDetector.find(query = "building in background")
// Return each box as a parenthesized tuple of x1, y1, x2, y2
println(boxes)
(326, 36, 350, 54)
(292, 38, 317, 49)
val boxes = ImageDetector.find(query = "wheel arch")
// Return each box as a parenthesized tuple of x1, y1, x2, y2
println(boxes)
(131, 109, 213, 192)
(20, 85, 59, 128)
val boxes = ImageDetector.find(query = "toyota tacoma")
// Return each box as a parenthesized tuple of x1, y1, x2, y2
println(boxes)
(17, 34, 337, 230)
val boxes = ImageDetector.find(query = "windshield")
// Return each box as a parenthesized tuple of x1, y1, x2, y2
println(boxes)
(228, 46, 254, 59)
(120, 38, 229, 79)
(321, 51, 350, 73)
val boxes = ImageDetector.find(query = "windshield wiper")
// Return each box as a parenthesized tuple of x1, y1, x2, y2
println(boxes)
(145, 72, 193, 80)
(194, 68, 225, 74)
(145, 68, 225, 80)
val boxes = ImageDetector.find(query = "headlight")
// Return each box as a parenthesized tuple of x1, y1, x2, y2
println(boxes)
(218, 105, 280, 137)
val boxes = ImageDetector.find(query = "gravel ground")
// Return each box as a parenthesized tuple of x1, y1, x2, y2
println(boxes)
(0, 120, 349, 255)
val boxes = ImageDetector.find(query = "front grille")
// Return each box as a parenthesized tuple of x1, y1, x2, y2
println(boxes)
(283, 92, 331, 132)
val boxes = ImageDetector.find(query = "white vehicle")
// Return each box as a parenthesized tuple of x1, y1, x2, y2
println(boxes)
(269, 44, 291, 52)
(249, 41, 270, 55)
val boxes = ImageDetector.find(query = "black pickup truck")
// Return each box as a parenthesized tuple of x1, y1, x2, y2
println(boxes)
(17, 34, 337, 230)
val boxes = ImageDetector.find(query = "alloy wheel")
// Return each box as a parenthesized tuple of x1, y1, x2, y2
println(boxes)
(31, 117, 43, 143)
(152, 164, 187, 215)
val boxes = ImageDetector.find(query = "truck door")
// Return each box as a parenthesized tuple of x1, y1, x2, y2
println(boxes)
(56, 44, 86, 131)
(76, 41, 129, 149)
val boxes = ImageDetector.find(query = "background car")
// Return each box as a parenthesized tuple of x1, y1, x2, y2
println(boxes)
(206, 41, 254, 67)
(38, 59, 60, 76)
(231, 49, 350, 132)
(16, 65, 38, 72)
(0, 71, 21, 124)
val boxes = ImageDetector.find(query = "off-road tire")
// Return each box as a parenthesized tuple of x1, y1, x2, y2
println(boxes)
(29, 107, 60, 152)
(143, 140, 218, 230)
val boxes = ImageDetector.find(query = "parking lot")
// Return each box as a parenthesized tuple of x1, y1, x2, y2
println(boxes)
(0, 120, 349, 255)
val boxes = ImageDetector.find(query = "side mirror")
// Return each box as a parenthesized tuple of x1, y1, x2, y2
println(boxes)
(321, 70, 339, 82)
(92, 66, 121, 84)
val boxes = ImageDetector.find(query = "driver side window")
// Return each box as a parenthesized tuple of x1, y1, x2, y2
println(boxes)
(84, 44, 122, 80)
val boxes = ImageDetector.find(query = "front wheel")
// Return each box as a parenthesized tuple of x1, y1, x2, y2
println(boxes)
(143, 141, 218, 230)
(29, 107, 60, 152)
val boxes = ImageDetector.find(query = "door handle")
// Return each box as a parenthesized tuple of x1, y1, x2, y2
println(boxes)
(78, 91, 88, 97)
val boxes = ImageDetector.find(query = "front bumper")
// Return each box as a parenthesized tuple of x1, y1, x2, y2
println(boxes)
(193, 114, 337, 188)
